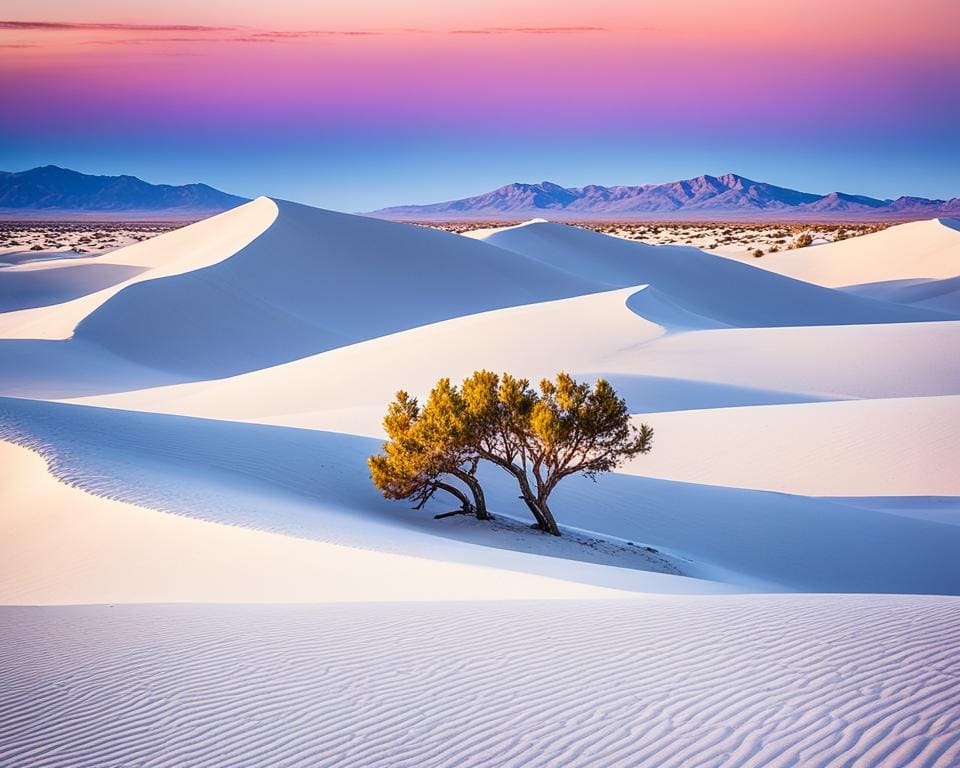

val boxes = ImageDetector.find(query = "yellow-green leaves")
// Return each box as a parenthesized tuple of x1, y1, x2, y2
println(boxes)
(370, 370, 653, 537)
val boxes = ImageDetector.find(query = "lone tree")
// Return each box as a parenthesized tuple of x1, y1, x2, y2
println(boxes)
(370, 371, 652, 536)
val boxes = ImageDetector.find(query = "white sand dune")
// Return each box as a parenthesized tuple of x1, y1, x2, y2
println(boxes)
(71, 286, 663, 428)
(757, 217, 960, 287)
(0, 262, 146, 312)
(0, 440, 658, 605)
(4, 397, 959, 596)
(3, 209, 952, 400)
(69, 202, 608, 380)
(844, 274, 960, 314)
(470, 219, 953, 326)
(74, 291, 960, 436)
(629, 395, 960, 496)
(2, 597, 958, 768)
(2, 200, 959, 767)
(601, 319, 960, 400)
(0, 201, 609, 394)
(0, 197, 278, 339)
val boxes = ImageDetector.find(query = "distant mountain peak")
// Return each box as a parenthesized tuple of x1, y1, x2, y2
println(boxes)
(368, 174, 959, 222)
(0, 165, 248, 219)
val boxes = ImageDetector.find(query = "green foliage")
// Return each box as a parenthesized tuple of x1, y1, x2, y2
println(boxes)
(369, 371, 653, 536)
(368, 391, 422, 498)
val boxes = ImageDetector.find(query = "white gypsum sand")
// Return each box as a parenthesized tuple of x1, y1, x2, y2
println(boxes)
(1, 200, 958, 766)
(1, 597, 958, 768)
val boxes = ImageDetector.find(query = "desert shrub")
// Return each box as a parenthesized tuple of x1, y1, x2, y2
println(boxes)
(370, 372, 652, 536)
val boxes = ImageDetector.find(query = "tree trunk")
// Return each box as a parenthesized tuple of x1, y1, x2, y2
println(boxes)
(451, 468, 490, 521)
(519, 495, 549, 531)
(477, 450, 558, 533)
(431, 481, 473, 516)
(507, 465, 551, 531)
(535, 496, 562, 536)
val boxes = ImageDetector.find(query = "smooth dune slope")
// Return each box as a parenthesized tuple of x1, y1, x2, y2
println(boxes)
(469, 219, 952, 326)
(758, 217, 960, 287)
(4, 205, 954, 400)
(0, 197, 278, 339)
(0, 397, 732, 595)
(2, 597, 958, 768)
(844, 274, 960, 314)
(0, 440, 647, 605)
(0, 263, 146, 312)
(71, 201, 603, 379)
(0, 199, 282, 398)
(599, 319, 960, 400)
(629, 395, 960, 496)
(73, 286, 665, 429)
(0, 200, 605, 394)
(4, 397, 960, 595)
(76, 292, 960, 436)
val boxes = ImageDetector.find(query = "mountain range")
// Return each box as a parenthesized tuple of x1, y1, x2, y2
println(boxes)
(0, 166, 248, 219)
(369, 174, 960, 222)
(3, 166, 958, 222)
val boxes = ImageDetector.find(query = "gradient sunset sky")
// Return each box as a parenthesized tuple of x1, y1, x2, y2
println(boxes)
(1, 0, 958, 210)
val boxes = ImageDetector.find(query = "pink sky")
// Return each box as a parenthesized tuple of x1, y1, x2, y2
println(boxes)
(1, 0, 958, 209)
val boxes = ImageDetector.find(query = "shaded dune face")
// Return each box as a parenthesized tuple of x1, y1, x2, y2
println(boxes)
(843, 274, 960, 314)
(0, 263, 145, 312)
(1, 202, 954, 396)
(477, 221, 954, 328)
(72, 201, 602, 378)
(3, 396, 960, 596)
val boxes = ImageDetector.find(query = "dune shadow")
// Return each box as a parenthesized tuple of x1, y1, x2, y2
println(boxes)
(0, 263, 145, 312)
(2, 397, 959, 595)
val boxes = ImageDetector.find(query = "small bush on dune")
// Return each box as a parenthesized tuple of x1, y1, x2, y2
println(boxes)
(369, 372, 652, 536)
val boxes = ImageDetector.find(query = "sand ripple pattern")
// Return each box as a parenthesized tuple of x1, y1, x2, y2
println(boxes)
(2, 595, 959, 768)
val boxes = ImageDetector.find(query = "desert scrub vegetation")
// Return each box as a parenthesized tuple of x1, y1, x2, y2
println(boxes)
(413, 221, 891, 255)
(0, 221, 183, 255)
(369, 371, 652, 536)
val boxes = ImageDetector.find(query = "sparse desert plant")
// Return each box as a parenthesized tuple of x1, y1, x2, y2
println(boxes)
(752, 248, 764, 258)
(370, 372, 652, 536)
(794, 233, 814, 248)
